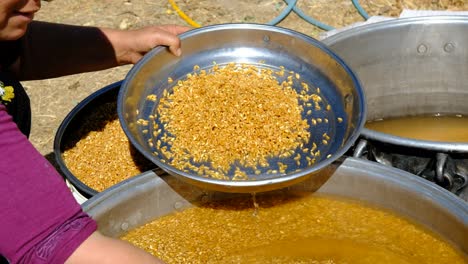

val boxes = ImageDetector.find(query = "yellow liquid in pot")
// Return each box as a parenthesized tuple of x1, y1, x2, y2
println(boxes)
(365, 115, 468, 142)
(121, 193, 467, 264)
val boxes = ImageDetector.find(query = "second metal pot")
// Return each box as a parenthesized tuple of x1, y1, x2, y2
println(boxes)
(323, 16, 468, 196)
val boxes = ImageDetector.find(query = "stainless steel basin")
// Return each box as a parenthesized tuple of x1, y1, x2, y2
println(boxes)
(83, 157, 467, 254)
(118, 23, 366, 193)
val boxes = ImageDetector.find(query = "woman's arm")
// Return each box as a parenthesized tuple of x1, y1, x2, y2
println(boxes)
(12, 21, 190, 80)
(0, 104, 166, 263)
(66, 231, 165, 264)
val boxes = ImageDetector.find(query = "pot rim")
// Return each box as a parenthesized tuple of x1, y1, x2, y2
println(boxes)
(323, 15, 468, 46)
(362, 128, 468, 153)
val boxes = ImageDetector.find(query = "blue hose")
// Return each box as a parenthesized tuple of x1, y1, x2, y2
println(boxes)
(352, 0, 370, 20)
(284, 0, 335, 31)
(171, 0, 368, 31)
(267, 0, 334, 31)
(267, 0, 297, 25)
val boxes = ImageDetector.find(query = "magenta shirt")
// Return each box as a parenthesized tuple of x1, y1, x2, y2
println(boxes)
(0, 104, 97, 263)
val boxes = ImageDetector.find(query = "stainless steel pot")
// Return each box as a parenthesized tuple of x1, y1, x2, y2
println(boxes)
(323, 16, 468, 196)
(83, 158, 467, 255)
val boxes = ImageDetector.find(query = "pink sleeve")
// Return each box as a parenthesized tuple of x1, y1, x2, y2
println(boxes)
(0, 104, 97, 264)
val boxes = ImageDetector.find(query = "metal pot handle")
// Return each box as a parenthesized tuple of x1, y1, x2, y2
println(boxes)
(436, 152, 453, 189)
(353, 139, 368, 158)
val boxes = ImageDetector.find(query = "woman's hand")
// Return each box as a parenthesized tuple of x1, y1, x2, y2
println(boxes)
(103, 24, 191, 65)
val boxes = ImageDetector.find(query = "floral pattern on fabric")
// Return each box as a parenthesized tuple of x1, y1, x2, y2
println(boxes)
(0, 81, 15, 104)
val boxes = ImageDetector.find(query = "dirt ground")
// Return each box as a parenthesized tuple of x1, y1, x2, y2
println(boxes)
(28, 0, 466, 162)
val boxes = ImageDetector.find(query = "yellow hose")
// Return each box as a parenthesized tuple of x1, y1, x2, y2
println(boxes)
(168, 0, 201, 28)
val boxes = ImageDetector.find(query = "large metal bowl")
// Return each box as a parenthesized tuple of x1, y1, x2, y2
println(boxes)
(83, 157, 467, 256)
(118, 23, 366, 193)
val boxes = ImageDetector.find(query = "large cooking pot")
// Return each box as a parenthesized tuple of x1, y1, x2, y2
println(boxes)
(83, 157, 467, 257)
(323, 16, 468, 197)
(54, 81, 122, 198)
(54, 81, 156, 199)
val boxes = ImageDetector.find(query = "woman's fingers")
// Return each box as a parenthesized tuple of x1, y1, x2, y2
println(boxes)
(152, 25, 191, 56)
